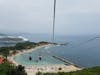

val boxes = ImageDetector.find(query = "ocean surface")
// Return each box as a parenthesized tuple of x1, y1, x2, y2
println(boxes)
(1, 34, 100, 68)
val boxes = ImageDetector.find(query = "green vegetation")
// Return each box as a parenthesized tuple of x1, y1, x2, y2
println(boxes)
(0, 41, 50, 75)
(0, 47, 11, 59)
(37, 66, 100, 75)
(0, 42, 37, 58)
(0, 62, 13, 75)
(15, 42, 37, 50)
(1, 41, 100, 75)
(0, 62, 27, 75)
(0, 41, 50, 60)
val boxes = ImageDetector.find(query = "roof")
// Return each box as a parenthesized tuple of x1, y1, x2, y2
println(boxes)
(0, 57, 4, 64)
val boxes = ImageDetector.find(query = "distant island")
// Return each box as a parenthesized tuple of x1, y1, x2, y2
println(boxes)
(0, 34, 29, 47)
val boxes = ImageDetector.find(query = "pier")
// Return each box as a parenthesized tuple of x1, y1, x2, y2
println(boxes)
(52, 55, 83, 69)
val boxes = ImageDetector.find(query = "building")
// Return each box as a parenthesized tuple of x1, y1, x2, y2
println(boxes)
(0, 57, 4, 64)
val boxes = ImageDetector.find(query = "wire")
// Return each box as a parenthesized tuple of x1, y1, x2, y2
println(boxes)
(78, 36, 100, 46)
(69, 35, 100, 48)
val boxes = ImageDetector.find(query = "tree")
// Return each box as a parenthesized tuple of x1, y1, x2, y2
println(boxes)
(0, 47, 10, 60)
(7, 65, 27, 75)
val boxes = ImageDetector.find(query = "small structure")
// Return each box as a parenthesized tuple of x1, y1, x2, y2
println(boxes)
(38, 55, 42, 61)
(29, 56, 32, 61)
(0, 57, 4, 64)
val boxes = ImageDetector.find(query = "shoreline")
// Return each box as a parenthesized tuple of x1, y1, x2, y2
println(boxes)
(8, 44, 82, 75)
(8, 44, 49, 66)
(25, 64, 81, 75)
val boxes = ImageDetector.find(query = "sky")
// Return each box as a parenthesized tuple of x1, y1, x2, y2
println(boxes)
(0, 0, 100, 35)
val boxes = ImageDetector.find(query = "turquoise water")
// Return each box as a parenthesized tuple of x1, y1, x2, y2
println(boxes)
(14, 35, 100, 68)
(14, 47, 66, 67)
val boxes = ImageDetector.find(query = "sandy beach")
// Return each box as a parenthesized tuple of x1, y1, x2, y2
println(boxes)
(8, 45, 48, 65)
(8, 45, 82, 75)
(25, 64, 81, 75)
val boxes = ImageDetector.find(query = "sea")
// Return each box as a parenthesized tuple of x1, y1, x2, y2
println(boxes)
(1, 33, 100, 68)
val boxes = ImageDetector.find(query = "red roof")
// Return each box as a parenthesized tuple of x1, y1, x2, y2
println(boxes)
(0, 57, 4, 64)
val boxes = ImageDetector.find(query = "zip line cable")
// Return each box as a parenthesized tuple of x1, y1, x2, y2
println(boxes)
(78, 36, 100, 46)
(69, 35, 100, 48)
(52, 0, 56, 44)
(51, 0, 100, 47)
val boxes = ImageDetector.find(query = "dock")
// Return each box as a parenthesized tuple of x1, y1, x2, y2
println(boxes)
(52, 55, 84, 69)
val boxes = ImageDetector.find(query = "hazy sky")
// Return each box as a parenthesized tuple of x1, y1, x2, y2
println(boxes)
(0, 0, 100, 35)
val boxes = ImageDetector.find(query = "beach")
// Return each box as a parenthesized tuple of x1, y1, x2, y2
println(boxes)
(8, 45, 82, 75)
(25, 64, 81, 75)
(8, 45, 48, 65)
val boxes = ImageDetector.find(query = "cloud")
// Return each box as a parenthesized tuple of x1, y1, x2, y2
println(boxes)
(56, 0, 100, 15)
(0, 0, 100, 35)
